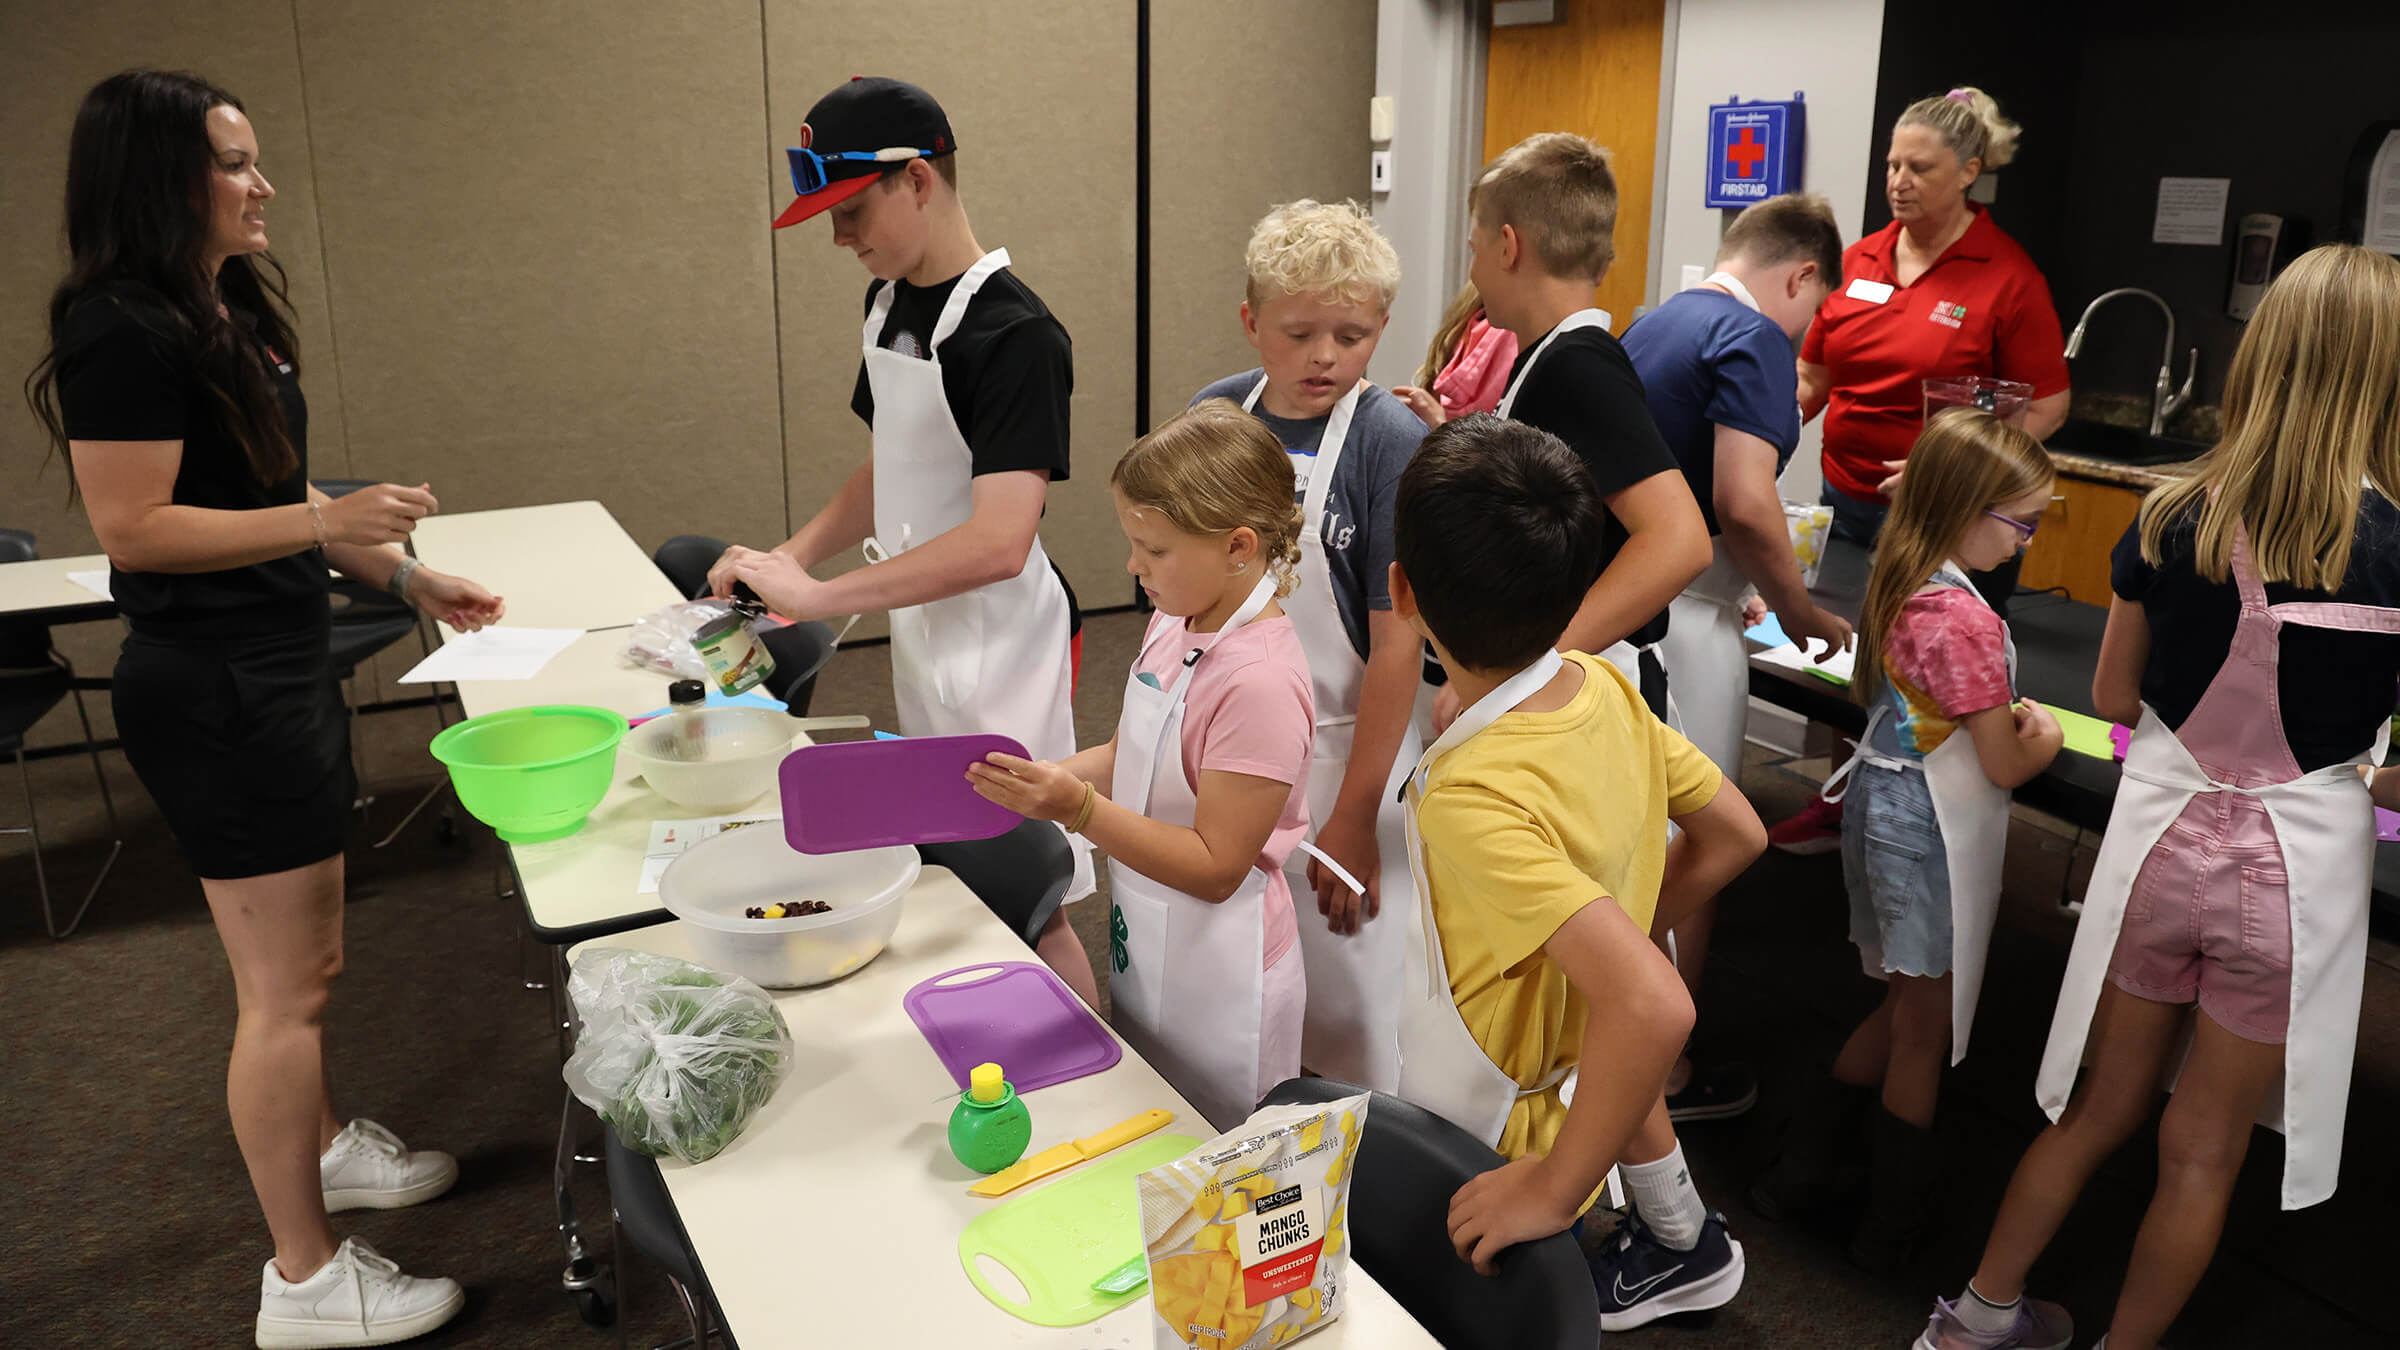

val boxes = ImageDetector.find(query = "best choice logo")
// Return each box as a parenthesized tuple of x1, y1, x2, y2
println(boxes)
(1929, 301, 1969, 330)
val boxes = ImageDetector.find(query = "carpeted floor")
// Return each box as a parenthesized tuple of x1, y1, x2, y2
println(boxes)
(4, 607, 2393, 1348)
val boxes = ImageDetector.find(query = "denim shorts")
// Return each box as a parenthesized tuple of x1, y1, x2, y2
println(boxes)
(1843, 761, 1954, 978)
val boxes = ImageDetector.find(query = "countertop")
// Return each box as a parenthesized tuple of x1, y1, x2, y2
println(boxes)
(2047, 450, 2189, 491)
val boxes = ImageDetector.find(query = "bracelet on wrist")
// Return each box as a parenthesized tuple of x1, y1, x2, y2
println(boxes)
(1066, 782, 1098, 834)
(307, 501, 328, 551)
(387, 556, 423, 603)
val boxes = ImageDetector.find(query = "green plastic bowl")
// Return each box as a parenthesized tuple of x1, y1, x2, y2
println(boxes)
(429, 705, 628, 844)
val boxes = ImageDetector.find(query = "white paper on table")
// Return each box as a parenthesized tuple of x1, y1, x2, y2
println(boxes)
(1753, 639, 1856, 685)
(638, 814, 781, 894)
(397, 626, 583, 683)
(66, 569, 113, 600)
(2152, 176, 2230, 246)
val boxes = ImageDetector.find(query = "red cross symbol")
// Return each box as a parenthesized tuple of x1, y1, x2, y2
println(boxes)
(1726, 125, 1766, 178)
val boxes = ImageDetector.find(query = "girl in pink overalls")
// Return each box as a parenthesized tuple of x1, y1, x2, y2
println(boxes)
(1917, 244, 2400, 1350)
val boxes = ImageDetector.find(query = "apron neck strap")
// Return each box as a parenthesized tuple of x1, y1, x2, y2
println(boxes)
(1930, 559, 1990, 608)
(1701, 271, 1763, 313)
(1156, 574, 1280, 678)
(1412, 649, 1568, 790)
(1497, 309, 1613, 418)
(929, 247, 1012, 351)
(1239, 373, 1365, 417)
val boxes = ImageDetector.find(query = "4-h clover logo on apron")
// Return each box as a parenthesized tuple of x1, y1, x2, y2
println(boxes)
(1109, 903, 1130, 974)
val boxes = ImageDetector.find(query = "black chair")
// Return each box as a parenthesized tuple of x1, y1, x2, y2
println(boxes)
(649, 535, 838, 717)
(314, 481, 459, 844)
(917, 816, 1074, 949)
(1, 529, 122, 938)
(1259, 1077, 1603, 1350)
(604, 1125, 736, 1350)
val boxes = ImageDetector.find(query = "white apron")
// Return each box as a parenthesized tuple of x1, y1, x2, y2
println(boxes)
(1822, 563, 2016, 1064)
(1658, 274, 1771, 775)
(1395, 650, 1577, 1146)
(1496, 308, 1674, 714)
(2036, 527, 2398, 1209)
(1106, 578, 1281, 1131)
(861, 248, 1092, 901)
(1660, 543, 1754, 776)
(1241, 375, 1421, 1093)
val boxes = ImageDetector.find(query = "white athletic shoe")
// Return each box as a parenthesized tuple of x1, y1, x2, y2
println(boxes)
(320, 1119, 458, 1213)
(255, 1237, 465, 1349)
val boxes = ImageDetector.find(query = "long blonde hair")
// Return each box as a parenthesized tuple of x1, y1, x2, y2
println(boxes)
(2138, 244, 2400, 591)
(1856, 408, 2053, 703)
(1112, 399, 1305, 597)
(1415, 281, 1485, 388)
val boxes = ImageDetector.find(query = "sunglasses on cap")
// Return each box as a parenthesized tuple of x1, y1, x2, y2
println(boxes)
(785, 145, 939, 196)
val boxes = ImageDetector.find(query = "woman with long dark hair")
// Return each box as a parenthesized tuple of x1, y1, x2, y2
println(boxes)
(27, 70, 498, 1348)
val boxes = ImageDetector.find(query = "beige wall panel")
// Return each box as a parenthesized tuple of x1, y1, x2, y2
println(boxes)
(0, 3, 347, 734)
(292, 0, 785, 573)
(1148, 0, 1377, 427)
(766, 2, 1137, 629)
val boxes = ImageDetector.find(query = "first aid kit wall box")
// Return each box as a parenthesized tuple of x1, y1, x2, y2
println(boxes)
(1705, 94, 1805, 209)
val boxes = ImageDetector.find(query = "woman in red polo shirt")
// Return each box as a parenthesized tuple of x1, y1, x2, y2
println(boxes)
(1773, 86, 2071, 854)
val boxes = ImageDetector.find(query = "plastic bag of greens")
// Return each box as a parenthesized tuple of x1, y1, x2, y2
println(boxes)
(562, 948, 794, 1164)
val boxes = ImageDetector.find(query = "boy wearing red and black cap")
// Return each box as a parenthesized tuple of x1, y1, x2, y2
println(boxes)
(711, 77, 1096, 1001)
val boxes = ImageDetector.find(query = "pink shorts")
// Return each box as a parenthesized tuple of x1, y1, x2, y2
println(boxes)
(2105, 791, 2292, 1043)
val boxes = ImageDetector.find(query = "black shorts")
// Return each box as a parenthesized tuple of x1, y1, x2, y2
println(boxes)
(114, 622, 354, 880)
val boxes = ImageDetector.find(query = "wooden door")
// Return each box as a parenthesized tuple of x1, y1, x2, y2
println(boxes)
(1482, 0, 1667, 332)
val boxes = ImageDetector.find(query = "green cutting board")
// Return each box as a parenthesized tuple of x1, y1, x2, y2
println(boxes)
(957, 1132, 1200, 1326)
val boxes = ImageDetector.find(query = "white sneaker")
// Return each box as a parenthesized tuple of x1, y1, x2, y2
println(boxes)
(320, 1119, 458, 1213)
(255, 1237, 465, 1348)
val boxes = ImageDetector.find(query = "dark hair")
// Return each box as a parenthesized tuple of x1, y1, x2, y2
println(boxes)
(1717, 192, 1844, 289)
(1394, 414, 1607, 672)
(25, 69, 300, 494)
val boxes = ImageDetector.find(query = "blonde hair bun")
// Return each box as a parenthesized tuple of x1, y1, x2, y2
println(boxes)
(1899, 85, 2023, 170)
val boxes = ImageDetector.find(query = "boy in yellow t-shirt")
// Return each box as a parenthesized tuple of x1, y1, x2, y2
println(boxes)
(1392, 415, 1765, 1332)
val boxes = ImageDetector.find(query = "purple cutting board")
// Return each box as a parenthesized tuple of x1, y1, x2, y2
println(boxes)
(903, 962, 1122, 1094)
(778, 733, 1027, 855)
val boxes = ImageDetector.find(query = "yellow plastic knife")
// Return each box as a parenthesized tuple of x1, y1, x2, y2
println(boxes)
(969, 1108, 1174, 1197)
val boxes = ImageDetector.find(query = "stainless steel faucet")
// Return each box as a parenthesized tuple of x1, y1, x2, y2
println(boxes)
(2063, 287, 2198, 437)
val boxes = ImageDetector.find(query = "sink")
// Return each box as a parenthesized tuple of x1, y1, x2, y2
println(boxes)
(2046, 419, 2209, 468)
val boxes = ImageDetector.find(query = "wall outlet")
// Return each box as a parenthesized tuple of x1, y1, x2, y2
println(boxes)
(1680, 263, 1706, 292)
(1371, 150, 1393, 194)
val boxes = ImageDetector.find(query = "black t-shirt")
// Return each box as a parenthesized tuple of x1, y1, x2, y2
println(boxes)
(2112, 498, 2400, 771)
(56, 290, 324, 632)
(1501, 323, 1684, 647)
(849, 267, 1073, 480)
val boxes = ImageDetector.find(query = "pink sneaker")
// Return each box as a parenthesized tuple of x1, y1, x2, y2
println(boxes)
(1768, 793, 1844, 856)
(1910, 1294, 2073, 1350)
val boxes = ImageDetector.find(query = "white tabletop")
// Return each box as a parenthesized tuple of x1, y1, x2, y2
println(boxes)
(0, 553, 115, 620)
(569, 882, 1438, 1350)
(408, 500, 681, 634)
(456, 630, 791, 941)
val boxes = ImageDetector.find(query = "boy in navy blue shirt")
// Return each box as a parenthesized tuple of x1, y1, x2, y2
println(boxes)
(1622, 193, 1849, 1123)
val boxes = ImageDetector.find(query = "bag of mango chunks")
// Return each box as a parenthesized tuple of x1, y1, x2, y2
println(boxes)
(1136, 1093, 1369, 1350)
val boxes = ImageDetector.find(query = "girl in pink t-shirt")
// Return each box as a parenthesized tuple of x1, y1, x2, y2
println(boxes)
(972, 399, 1321, 1125)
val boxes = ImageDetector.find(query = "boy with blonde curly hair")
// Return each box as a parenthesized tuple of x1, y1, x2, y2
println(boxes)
(1192, 199, 1428, 1094)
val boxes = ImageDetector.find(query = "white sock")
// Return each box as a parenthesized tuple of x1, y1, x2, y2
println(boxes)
(1622, 1143, 1707, 1251)
(1954, 1281, 2020, 1335)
